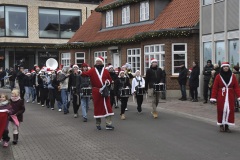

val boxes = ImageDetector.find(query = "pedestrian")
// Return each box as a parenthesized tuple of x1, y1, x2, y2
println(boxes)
(24, 72, 35, 103)
(16, 67, 26, 100)
(210, 62, 240, 132)
(115, 70, 131, 120)
(52, 69, 63, 112)
(108, 65, 118, 108)
(0, 93, 12, 147)
(233, 65, 240, 112)
(47, 71, 56, 110)
(145, 58, 163, 119)
(0, 67, 6, 87)
(203, 60, 214, 103)
(8, 67, 17, 91)
(34, 66, 41, 104)
(81, 56, 114, 130)
(178, 62, 188, 101)
(9, 89, 25, 145)
(189, 61, 200, 102)
(131, 70, 145, 113)
(80, 63, 91, 122)
(38, 69, 50, 107)
(68, 64, 81, 118)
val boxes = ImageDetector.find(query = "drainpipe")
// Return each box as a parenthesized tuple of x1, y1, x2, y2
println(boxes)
(88, 48, 91, 66)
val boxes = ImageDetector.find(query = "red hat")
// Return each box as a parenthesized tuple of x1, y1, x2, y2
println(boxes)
(95, 56, 104, 63)
(35, 66, 40, 70)
(72, 64, 79, 69)
(31, 70, 36, 73)
(221, 62, 230, 68)
(81, 63, 89, 67)
(47, 68, 51, 71)
(151, 58, 158, 64)
(57, 69, 62, 74)
(26, 72, 31, 75)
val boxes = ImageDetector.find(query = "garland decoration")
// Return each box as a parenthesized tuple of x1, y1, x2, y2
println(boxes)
(95, 0, 145, 12)
(56, 29, 192, 49)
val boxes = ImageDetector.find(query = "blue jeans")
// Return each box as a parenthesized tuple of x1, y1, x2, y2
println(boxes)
(81, 97, 90, 118)
(180, 85, 187, 99)
(57, 100, 63, 109)
(61, 89, 69, 113)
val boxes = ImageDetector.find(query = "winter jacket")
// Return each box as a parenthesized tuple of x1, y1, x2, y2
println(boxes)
(178, 66, 188, 85)
(203, 64, 214, 81)
(10, 99, 25, 122)
(145, 66, 163, 90)
(189, 66, 200, 88)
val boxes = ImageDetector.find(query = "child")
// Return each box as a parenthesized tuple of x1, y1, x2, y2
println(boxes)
(10, 89, 25, 145)
(0, 93, 12, 147)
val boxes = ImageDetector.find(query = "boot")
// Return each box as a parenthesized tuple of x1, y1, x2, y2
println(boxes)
(152, 111, 158, 119)
(121, 114, 125, 120)
(225, 125, 231, 133)
(12, 134, 18, 145)
(219, 125, 224, 132)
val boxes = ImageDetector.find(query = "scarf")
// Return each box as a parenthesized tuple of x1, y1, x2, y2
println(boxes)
(11, 96, 21, 102)
(0, 100, 9, 106)
(220, 68, 232, 85)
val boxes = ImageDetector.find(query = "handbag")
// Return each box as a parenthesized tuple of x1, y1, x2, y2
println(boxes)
(100, 86, 109, 97)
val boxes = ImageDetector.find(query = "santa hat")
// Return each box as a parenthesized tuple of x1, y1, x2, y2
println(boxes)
(118, 70, 125, 77)
(151, 58, 158, 64)
(81, 63, 88, 68)
(35, 66, 40, 70)
(221, 62, 230, 68)
(31, 70, 36, 73)
(57, 69, 62, 74)
(108, 65, 114, 70)
(72, 64, 79, 69)
(26, 72, 31, 75)
(95, 56, 104, 63)
(88, 67, 91, 70)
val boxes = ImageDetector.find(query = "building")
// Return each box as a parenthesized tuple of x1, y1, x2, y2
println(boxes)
(200, 0, 239, 69)
(0, 0, 100, 69)
(58, 0, 200, 97)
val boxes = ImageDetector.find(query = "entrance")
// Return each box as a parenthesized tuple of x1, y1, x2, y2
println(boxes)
(112, 53, 119, 69)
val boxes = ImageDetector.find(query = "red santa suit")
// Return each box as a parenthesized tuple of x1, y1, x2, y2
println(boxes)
(210, 73, 240, 125)
(81, 67, 114, 118)
(0, 110, 8, 138)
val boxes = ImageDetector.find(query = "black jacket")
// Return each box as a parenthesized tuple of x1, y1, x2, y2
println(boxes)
(114, 77, 131, 96)
(9, 70, 17, 81)
(145, 66, 163, 90)
(24, 75, 34, 87)
(68, 73, 81, 94)
(189, 66, 200, 88)
(178, 66, 188, 85)
(203, 64, 214, 81)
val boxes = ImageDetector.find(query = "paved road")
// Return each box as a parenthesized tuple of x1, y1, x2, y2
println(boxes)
(1, 88, 240, 160)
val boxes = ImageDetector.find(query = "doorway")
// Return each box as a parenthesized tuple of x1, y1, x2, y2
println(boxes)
(112, 53, 119, 69)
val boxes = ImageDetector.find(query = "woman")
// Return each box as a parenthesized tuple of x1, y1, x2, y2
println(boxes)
(114, 71, 131, 120)
(10, 89, 25, 145)
(210, 62, 240, 132)
(131, 70, 145, 113)
(189, 61, 200, 102)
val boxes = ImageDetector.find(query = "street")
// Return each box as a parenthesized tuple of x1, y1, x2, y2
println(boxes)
(1, 88, 240, 160)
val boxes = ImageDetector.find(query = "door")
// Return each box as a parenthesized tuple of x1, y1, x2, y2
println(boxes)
(113, 53, 119, 69)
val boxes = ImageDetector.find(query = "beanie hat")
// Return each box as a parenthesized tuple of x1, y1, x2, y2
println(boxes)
(81, 63, 88, 68)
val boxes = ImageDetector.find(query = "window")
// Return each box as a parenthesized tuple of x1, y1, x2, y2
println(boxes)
(0, 6, 27, 37)
(94, 51, 107, 66)
(122, 5, 130, 25)
(229, 40, 239, 70)
(144, 44, 165, 74)
(172, 43, 187, 75)
(127, 48, 141, 73)
(215, 0, 224, 3)
(106, 10, 113, 28)
(39, 8, 81, 38)
(215, 41, 225, 66)
(61, 53, 71, 67)
(75, 52, 85, 67)
(203, 0, 212, 5)
(140, 1, 149, 21)
(203, 42, 212, 66)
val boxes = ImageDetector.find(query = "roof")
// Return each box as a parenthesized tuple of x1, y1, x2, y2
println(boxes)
(69, 0, 199, 44)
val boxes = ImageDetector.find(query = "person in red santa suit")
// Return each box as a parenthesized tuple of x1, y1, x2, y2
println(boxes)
(210, 62, 240, 132)
(81, 56, 114, 130)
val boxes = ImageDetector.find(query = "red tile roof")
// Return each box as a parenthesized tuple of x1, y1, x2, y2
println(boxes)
(69, 0, 199, 43)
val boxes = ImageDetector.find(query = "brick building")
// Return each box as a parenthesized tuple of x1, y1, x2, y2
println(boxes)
(58, 0, 200, 97)
(0, 0, 99, 69)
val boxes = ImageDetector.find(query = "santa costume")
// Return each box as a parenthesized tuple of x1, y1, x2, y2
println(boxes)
(210, 62, 240, 132)
(81, 56, 114, 130)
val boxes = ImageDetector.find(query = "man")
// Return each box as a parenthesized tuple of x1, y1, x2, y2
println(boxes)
(145, 58, 163, 119)
(108, 65, 118, 108)
(34, 66, 41, 104)
(68, 64, 81, 118)
(16, 67, 26, 99)
(0, 67, 6, 87)
(178, 62, 188, 101)
(203, 60, 214, 103)
(8, 67, 17, 91)
(81, 56, 114, 130)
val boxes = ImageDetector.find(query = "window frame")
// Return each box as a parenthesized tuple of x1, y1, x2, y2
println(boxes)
(228, 39, 239, 70)
(202, 0, 212, 6)
(94, 51, 107, 66)
(127, 48, 141, 73)
(140, 0, 149, 22)
(38, 7, 81, 39)
(75, 52, 85, 67)
(171, 43, 187, 75)
(0, 5, 28, 37)
(122, 5, 130, 25)
(144, 44, 165, 74)
(106, 10, 113, 28)
(61, 52, 71, 67)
